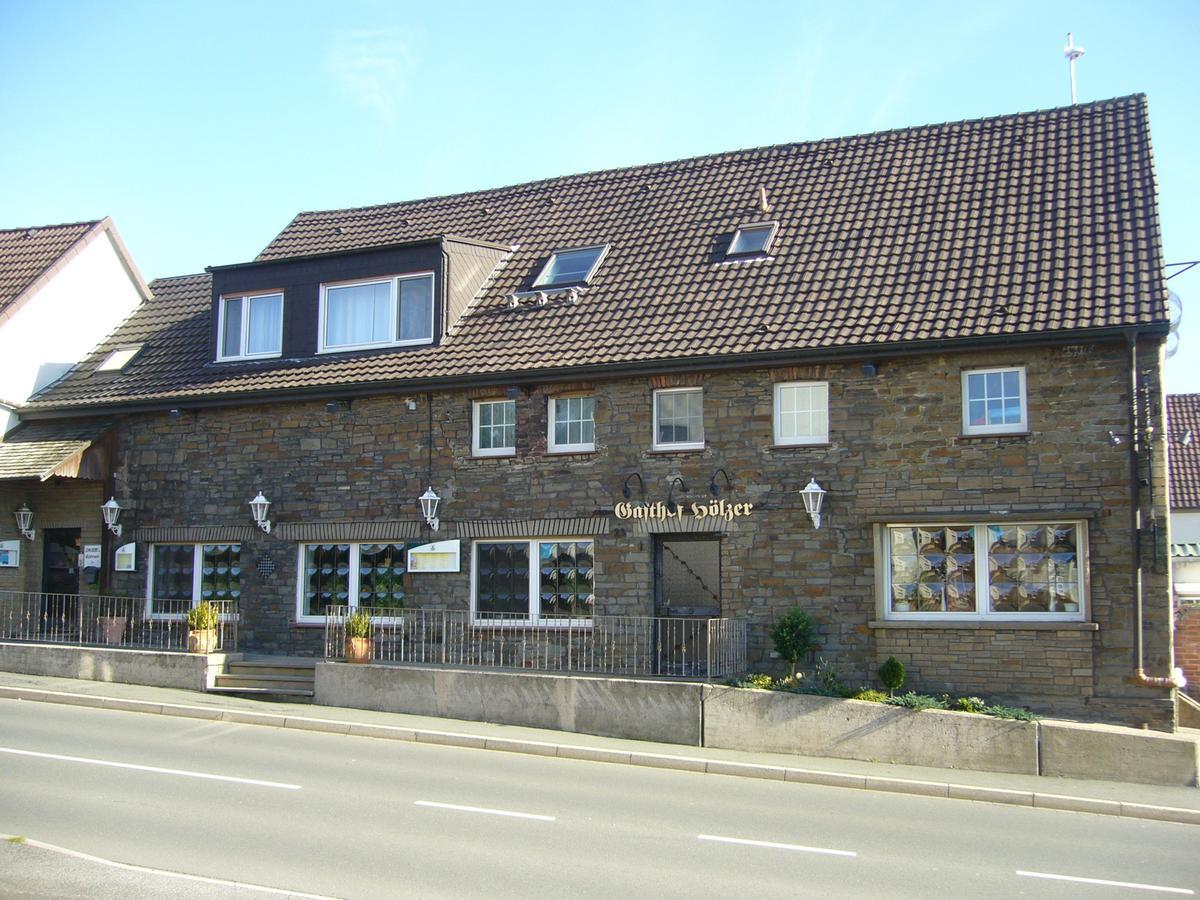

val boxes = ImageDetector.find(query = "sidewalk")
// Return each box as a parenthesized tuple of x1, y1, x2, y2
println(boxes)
(1, 670, 1197, 826)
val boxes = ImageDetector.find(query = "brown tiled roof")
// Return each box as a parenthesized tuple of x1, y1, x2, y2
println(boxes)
(1168, 394, 1200, 508)
(0, 220, 100, 317)
(25, 95, 1169, 412)
(0, 420, 111, 481)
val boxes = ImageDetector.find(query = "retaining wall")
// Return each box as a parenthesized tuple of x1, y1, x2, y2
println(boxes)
(0, 642, 229, 691)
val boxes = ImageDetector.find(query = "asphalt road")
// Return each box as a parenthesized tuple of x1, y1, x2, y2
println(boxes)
(0, 697, 1197, 899)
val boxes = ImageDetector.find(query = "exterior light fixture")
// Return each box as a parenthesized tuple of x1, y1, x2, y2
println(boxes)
(249, 491, 272, 534)
(709, 468, 733, 497)
(100, 497, 123, 537)
(622, 472, 645, 500)
(418, 487, 441, 531)
(13, 504, 34, 540)
(1107, 430, 1123, 446)
(799, 478, 827, 529)
(666, 477, 688, 515)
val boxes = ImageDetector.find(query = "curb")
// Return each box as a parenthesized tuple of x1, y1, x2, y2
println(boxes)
(3, 684, 1198, 827)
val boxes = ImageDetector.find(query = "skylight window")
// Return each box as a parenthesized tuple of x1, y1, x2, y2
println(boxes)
(533, 245, 608, 288)
(97, 347, 141, 372)
(727, 222, 778, 257)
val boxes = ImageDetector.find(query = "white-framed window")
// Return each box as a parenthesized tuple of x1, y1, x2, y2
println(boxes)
(548, 395, 595, 453)
(881, 521, 1086, 621)
(147, 544, 241, 617)
(727, 221, 778, 256)
(296, 542, 408, 623)
(961, 366, 1027, 435)
(653, 387, 704, 450)
(318, 272, 434, 352)
(774, 381, 829, 445)
(218, 292, 284, 360)
(533, 245, 609, 288)
(97, 346, 143, 372)
(471, 538, 594, 625)
(473, 398, 516, 457)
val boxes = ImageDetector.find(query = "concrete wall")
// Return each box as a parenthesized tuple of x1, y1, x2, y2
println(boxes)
(0, 641, 226, 691)
(315, 662, 702, 745)
(1040, 719, 1199, 787)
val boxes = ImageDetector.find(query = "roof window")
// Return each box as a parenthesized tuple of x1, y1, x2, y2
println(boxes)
(727, 222, 778, 257)
(96, 347, 142, 372)
(533, 245, 608, 288)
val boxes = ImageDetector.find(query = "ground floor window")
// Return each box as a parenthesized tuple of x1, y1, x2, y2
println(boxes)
(472, 539, 594, 624)
(297, 542, 407, 622)
(148, 544, 241, 616)
(882, 521, 1085, 620)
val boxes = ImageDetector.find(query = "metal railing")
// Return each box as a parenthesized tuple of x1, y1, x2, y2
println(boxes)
(323, 606, 747, 679)
(0, 590, 238, 653)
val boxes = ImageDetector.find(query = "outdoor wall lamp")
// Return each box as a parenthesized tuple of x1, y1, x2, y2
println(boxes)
(799, 478, 827, 529)
(101, 497, 123, 537)
(709, 468, 733, 497)
(666, 477, 688, 515)
(621, 472, 645, 500)
(249, 491, 272, 534)
(419, 487, 441, 531)
(13, 504, 34, 540)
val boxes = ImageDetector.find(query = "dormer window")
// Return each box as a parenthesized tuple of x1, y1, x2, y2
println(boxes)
(533, 245, 608, 288)
(319, 272, 434, 353)
(727, 222, 778, 257)
(218, 291, 283, 360)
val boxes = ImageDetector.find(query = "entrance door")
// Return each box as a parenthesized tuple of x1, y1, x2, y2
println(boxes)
(653, 535, 721, 675)
(41, 528, 81, 636)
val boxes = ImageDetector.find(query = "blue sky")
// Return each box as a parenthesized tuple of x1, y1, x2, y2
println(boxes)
(2, 0, 1198, 390)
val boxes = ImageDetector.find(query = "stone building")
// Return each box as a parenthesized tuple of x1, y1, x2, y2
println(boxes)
(0, 94, 1182, 728)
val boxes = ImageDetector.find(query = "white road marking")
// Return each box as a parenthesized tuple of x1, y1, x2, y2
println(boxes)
(1017, 870, 1194, 895)
(414, 800, 555, 821)
(0, 746, 301, 790)
(2, 834, 340, 899)
(698, 834, 857, 857)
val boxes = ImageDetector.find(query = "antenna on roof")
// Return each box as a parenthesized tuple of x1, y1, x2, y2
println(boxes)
(1064, 32, 1085, 104)
(758, 186, 771, 215)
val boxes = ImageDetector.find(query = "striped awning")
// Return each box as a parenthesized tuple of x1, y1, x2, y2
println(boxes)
(1172, 543, 1200, 559)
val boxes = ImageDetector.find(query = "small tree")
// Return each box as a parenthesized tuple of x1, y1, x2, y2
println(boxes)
(771, 608, 818, 679)
(878, 656, 906, 696)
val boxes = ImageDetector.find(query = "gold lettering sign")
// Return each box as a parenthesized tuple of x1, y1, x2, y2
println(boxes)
(613, 500, 755, 522)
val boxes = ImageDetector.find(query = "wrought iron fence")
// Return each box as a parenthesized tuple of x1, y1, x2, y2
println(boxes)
(323, 606, 747, 679)
(0, 590, 238, 653)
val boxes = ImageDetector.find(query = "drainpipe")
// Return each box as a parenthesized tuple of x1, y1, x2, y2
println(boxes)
(1126, 331, 1187, 690)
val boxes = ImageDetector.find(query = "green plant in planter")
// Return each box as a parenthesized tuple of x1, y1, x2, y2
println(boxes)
(186, 601, 219, 631)
(771, 608, 817, 679)
(956, 696, 986, 714)
(346, 610, 373, 639)
(878, 656, 905, 695)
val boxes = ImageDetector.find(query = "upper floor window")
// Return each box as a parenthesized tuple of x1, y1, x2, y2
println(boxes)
(548, 396, 595, 453)
(962, 366, 1026, 435)
(473, 398, 516, 457)
(219, 292, 283, 360)
(727, 222, 778, 257)
(319, 272, 433, 352)
(533, 245, 608, 288)
(653, 387, 704, 451)
(774, 381, 829, 445)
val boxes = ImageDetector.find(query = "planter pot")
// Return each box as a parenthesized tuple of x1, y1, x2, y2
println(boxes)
(187, 628, 218, 654)
(345, 636, 372, 664)
(97, 615, 128, 645)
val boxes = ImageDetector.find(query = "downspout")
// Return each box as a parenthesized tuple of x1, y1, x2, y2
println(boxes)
(1127, 331, 1187, 690)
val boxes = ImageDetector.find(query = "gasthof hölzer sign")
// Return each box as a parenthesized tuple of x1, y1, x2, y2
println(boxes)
(613, 499, 754, 522)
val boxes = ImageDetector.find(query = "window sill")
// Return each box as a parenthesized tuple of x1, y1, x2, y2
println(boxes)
(868, 619, 1098, 631)
(291, 620, 325, 628)
(955, 431, 1030, 443)
(769, 442, 832, 450)
(547, 447, 596, 456)
(471, 450, 517, 459)
(647, 447, 706, 455)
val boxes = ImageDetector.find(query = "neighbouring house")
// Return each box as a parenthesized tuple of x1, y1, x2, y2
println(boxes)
(0, 94, 1184, 729)
(1167, 393, 1200, 700)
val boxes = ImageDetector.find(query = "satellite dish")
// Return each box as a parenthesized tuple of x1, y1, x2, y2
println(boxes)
(1167, 290, 1183, 358)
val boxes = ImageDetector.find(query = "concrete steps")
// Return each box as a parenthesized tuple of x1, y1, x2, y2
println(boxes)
(210, 658, 316, 701)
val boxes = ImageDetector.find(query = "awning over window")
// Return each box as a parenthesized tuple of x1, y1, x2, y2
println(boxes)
(1172, 543, 1200, 559)
(0, 420, 112, 481)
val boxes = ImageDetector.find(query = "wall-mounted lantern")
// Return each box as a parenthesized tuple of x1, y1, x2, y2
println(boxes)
(666, 477, 688, 515)
(621, 472, 645, 500)
(799, 478, 827, 529)
(419, 486, 441, 531)
(101, 497, 123, 537)
(13, 504, 34, 540)
(249, 491, 272, 534)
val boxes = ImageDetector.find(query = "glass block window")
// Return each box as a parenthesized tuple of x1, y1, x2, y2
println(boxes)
(473, 399, 517, 456)
(474, 539, 595, 623)
(475, 542, 531, 618)
(962, 367, 1026, 435)
(302, 544, 351, 618)
(539, 541, 595, 619)
(774, 381, 829, 445)
(298, 543, 411, 621)
(200, 544, 242, 604)
(358, 543, 407, 610)
(149, 544, 241, 617)
(534, 246, 608, 287)
(549, 396, 595, 452)
(653, 388, 704, 450)
(884, 522, 1083, 620)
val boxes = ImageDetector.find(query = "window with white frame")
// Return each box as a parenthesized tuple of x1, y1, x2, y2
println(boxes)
(727, 221, 778, 256)
(653, 387, 704, 450)
(774, 381, 829, 445)
(148, 544, 241, 616)
(533, 245, 608, 288)
(961, 367, 1026, 435)
(548, 395, 595, 453)
(218, 292, 283, 360)
(472, 539, 594, 623)
(882, 521, 1085, 620)
(319, 272, 434, 352)
(473, 398, 516, 456)
(297, 542, 408, 622)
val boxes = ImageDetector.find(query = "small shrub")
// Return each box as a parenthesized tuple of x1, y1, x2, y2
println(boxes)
(185, 602, 219, 631)
(346, 610, 373, 639)
(777, 658, 854, 697)
(982, 704, 1038, 721)
(955, 696, 986, 714)
(852, 689, 889, 703)
(771, 608, 818, 679)
(878, 656, 905, 695)
(885, 691, 948, 711)
(743, 673, 775, 690)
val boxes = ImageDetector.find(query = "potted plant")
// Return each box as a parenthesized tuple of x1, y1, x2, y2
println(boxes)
(186, 601, 220, 653)
(97, 612, 128, 645)
(345, 610, 373, 664)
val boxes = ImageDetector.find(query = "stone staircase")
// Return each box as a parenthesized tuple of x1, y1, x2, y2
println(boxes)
(209, 656, 316, 701)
